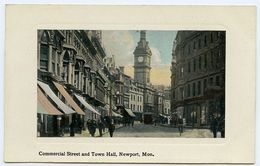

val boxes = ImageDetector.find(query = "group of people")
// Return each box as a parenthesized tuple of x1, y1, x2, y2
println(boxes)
(69, 117, 116, 137)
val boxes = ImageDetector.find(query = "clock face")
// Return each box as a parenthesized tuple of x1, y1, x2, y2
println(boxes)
(138, 56, 144, 62)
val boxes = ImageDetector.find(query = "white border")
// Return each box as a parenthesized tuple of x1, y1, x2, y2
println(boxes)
(1, 1, 259, 166)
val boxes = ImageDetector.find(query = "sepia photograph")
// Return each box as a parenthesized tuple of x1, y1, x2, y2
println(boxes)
(37, 30, 225, 138)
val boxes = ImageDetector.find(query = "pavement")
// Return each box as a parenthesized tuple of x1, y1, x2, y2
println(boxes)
(64, 122, 213, 138)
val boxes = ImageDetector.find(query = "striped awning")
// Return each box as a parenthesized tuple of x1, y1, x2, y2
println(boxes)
(53, 81, 85, 115)
(125, 108, 136, 117)
(37, 88, 63, 115)
(38, 81, 75, 114)
(112, 111, 123, 118)
(74, 94, 101, 115)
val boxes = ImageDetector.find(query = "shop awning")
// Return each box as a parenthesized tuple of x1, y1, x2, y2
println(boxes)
(38, 81, 75, 114)
(112, 111, 123, 118)
(97, 106, 108, 112)
(37, 88, 63, 115)
(74, 94, 101, 115)
(125, 108, 136, 117)
(53, 81, 85, 115)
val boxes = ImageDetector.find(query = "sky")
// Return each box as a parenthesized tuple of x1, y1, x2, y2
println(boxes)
(102, 30, 177, 86)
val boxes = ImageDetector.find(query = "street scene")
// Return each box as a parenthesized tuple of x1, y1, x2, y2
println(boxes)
(37, 30, 225, 138)
(68, 123, 213, 138)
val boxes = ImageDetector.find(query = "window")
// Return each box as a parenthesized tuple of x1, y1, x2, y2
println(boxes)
(41, 31, 49, 43)
(210, 51, 214, 68)
(216, 76, 220, 86)
(204, 54, 207, 69)
(198, 39, 201, 49)
(210, 32, 213, 43)
(188, 45, 191, 54)
(192, 83, 196, 96)
(40, 44, 49, 71)
(180, 87, 184, 99)
(181, 67, 184, 77)
(216, 50, 221, 65)
(52, 50, 55, 73)
(57, 64, 60, 76)
(193, 58, 196, 72)
(204, 35, 207, 46)
(204, 79, 207, 90)
(193, 41, 196, 49)
(198, 81, 201, 95)
(187, 84, 190, 97)
(217, 32, 221, 38)
(209, 77, 213, 86)
(188, 61, 191, 73)
(199, 56, 201, 70)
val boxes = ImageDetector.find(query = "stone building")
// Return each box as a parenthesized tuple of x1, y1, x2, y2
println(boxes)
(129, 80, 144, 121)
(133, 31, 155, 124)
(37, 30, 108, 136)
(171, 31, 225, 128)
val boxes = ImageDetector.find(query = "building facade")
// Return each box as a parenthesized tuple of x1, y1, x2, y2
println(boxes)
(129, 80, 144, 121)
(171, 31, 225, 128)
(37, 30, 110, 136)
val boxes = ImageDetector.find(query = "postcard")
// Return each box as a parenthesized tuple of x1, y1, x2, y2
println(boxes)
(4, 5, 256, 163)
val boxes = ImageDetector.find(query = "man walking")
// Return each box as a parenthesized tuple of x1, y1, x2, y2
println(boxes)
(178, 117, 184, 136)
(108, 123, 115, 137)
(98, 120, 104, 137)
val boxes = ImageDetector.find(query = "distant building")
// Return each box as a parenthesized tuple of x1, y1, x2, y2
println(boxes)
(154, 90, 164, 116)
(163, 87, 171, 115)
(129, 80, 144, 121)
(104, 54, 116, 69)
(171, 31, 225, 128)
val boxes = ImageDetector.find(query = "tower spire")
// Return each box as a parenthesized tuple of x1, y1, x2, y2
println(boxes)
(140, 30, 146, 41)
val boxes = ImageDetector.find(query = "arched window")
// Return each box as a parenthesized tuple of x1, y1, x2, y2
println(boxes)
(74, 62, 80, 88)
(62, 51, 70, 82)
(40, 31, 49, 71)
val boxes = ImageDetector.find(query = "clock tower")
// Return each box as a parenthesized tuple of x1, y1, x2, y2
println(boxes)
(134, 30, 152, 85)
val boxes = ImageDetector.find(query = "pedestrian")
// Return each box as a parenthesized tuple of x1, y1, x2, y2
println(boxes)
(131, 119, 134, 127)
(154, 118, 157, 126)
(89, 120, 97, 137)
(178, 117, 184, 136)
(98, 120, 104, 137)
(108, 123, 115, 137)
(219, 116, 225, 138)
(210, 116, 218, 138)
(69, 120, 75, 137)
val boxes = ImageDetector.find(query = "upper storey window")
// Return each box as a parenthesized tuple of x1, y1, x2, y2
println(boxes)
(40, 31, 49, 71)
